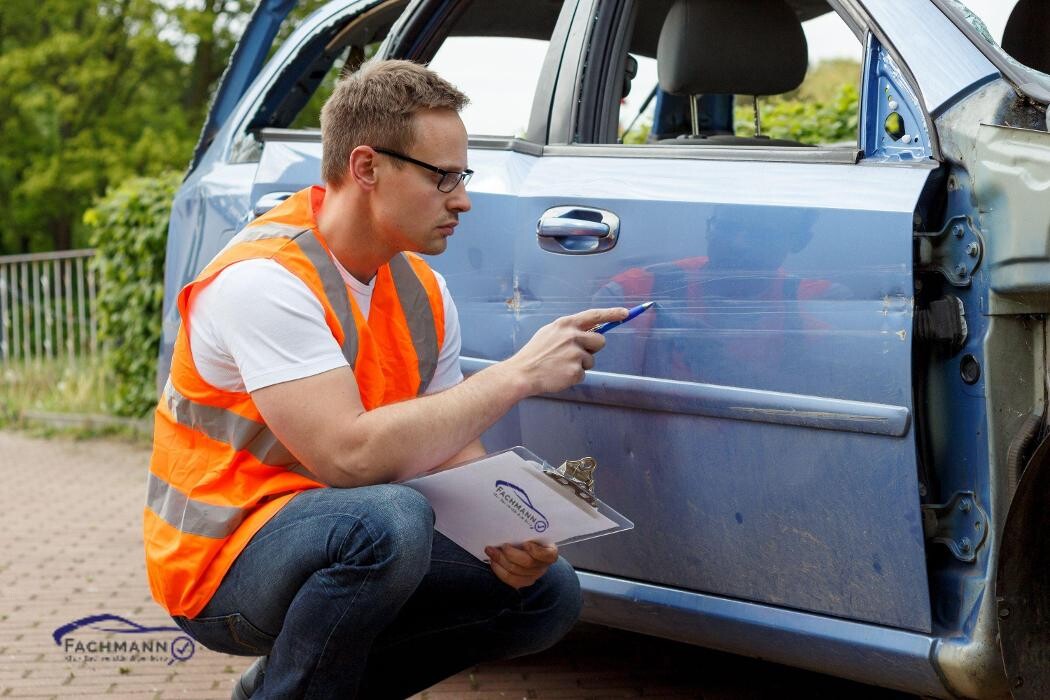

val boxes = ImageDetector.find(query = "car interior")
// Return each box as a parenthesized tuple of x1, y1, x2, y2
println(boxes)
(1001, 0, 1050, 75)
(243, 0, 1049, 155)
(610, 0, 848, 147)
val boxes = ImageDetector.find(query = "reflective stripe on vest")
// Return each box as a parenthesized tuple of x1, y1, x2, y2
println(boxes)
(147, 472, 244, 539)
(161, 379, 315, 479)
(388, 253, 438, 394)
(151, 380, 319, 539)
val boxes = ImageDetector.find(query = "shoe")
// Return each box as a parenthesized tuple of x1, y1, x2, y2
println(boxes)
(232, 656, 267, 700)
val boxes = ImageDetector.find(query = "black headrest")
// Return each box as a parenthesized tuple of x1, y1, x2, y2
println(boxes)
(657, 0, 808, 96)
(1002, 0, 1050, 75)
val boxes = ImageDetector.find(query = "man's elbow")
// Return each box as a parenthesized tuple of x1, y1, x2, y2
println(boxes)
(306, 435, 394, 488)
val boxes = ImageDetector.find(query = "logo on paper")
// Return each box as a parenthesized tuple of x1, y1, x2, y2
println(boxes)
(493, 480, 549, 532)
(53, 614, 194, 666)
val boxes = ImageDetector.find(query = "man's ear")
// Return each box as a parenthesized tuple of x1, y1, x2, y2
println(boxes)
(347, 145, 379, 191)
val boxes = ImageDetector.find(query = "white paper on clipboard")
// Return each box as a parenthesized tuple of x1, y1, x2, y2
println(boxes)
(401, 446, 633, 561)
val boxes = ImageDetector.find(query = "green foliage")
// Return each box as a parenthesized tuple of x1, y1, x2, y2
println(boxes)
(86, 172, 179, 417)
(0, 0, 353, 257)
(621, 120, 652, 145)
(734, 60, 861, 144)
(734, 82, 860, 145)
(0, 0, 198, 255)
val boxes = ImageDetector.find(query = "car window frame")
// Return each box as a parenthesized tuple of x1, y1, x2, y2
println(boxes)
(221, 0, 412, 164)
(387, 0, 580, 148)
(555, 0, 942, 164)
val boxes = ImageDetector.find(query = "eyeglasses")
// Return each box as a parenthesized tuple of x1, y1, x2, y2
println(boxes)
(372, 147, 473, 193)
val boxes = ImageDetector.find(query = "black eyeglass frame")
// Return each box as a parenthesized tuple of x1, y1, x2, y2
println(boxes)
(372, 147, 473, 193)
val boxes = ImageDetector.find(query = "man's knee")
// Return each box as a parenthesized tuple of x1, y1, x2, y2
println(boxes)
(354, 484, 435, 569)
(518, 557, 583, 652)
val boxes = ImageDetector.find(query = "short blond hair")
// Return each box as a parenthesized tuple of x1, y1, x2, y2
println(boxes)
(320, 59, 468, 188)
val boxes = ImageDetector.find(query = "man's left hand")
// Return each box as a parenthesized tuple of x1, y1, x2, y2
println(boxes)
(485, 541, 559, 589)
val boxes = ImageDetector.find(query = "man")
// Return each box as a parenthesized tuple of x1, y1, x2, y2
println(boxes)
(144, 59, 627, 699)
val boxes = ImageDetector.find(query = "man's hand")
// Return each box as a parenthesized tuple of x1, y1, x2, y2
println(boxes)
(485, 541, 559, 589)
(505, 307, 628, 396)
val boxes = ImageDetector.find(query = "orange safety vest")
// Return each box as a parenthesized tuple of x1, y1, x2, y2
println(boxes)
(144, 186, 446, 618)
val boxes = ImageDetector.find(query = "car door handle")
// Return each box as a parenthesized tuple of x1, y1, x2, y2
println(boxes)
(537, 206, 620, 254)
(253, 191, 294, 217)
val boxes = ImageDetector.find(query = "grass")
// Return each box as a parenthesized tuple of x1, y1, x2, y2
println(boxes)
(0, 356, 151, 443)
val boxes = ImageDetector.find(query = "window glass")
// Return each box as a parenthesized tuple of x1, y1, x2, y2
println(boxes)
(428, 37, 551, 137)
(946, 0, 1050, 82)
(615, 2, 863, 147)
(288, 43, 382, 130)
(424, 0, 566, 138)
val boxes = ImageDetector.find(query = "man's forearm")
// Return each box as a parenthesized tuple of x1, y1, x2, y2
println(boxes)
(329, 361, 530, 486)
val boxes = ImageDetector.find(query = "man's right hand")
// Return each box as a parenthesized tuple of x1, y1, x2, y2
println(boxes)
(505, 307, 628, 396)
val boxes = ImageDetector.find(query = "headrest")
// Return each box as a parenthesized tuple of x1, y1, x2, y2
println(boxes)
(657, 0, 808, 96)
(1002, 0, 1050, 75)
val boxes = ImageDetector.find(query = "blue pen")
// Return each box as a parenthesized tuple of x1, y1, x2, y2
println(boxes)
(590, 301, 655, 334)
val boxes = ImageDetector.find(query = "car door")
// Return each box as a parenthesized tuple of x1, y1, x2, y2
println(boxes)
(508, 0, 941, 632)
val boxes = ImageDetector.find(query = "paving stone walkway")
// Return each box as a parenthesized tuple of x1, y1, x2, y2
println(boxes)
(0, 430, 914, 699)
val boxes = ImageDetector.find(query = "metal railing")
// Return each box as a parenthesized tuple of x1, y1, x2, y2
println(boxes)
(0, 249, 98, 364)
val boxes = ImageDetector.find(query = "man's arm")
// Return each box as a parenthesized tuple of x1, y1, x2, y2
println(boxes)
(251, 307, 627, 487)
(436, 437, 487, 470)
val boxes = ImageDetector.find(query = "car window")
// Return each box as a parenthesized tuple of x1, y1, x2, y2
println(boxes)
(234, 0, 409, 148)
(608, 0, 863, 148)
(288, 41, 383, 130)
(419, 0, 567, 139)
(945, 0, 1050, 82)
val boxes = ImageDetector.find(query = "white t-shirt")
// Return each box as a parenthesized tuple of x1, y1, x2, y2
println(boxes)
(188, 256, 463, 394)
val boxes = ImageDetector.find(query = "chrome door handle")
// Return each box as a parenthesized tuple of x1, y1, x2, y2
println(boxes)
(536, 206, 620, 254)
(253, 191, 294, 217)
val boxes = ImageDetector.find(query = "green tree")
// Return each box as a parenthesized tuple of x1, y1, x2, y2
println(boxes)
(0, 0, 195, 254)
(0, 0, 330, 256)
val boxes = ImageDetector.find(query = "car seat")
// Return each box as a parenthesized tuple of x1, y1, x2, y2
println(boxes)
(1002, 0, 1050, 75)
(656, 0, 811, 146)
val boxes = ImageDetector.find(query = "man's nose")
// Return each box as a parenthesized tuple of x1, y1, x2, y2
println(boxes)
(449, 184, 471, 213)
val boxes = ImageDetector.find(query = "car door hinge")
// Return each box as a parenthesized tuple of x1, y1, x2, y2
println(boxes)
(921, 491, 988, 563)
(915, 294, 968, 354)
(915, 215, 983, 287)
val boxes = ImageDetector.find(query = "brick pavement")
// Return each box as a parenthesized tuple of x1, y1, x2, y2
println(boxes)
(0, 430, 702, 700)
(0, 430, 913, 700)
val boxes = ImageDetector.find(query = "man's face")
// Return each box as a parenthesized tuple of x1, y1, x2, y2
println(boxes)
(373, 108, 471, 256)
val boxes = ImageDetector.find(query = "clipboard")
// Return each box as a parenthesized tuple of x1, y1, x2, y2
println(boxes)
(401, 446, 634, 561)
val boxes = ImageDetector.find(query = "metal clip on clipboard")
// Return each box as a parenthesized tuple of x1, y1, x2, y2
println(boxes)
(544, 457, 599, 507)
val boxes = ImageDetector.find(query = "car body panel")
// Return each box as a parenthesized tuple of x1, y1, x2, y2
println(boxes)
(578, 571, 949, 698)
(859, 0, 998, 115)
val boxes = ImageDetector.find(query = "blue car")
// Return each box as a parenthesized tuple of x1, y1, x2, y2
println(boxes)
(160, 1, 1050, 696)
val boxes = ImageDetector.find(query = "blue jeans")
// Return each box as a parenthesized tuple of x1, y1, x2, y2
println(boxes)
(173, 484, 582, 698)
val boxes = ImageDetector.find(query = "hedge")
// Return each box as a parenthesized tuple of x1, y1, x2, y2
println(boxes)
(84, 172, 179, 417)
